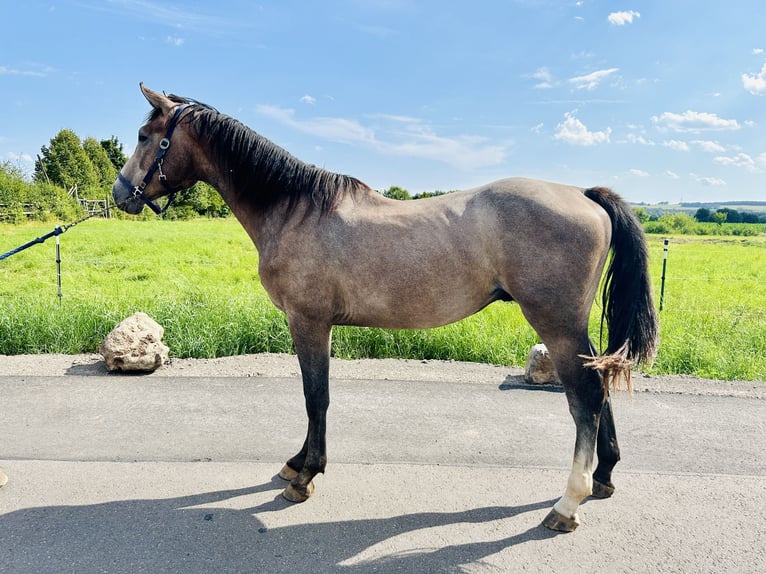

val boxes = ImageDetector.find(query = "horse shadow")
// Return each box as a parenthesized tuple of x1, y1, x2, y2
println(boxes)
(498, 374, 565, 393)
(0, 474, 562, 573)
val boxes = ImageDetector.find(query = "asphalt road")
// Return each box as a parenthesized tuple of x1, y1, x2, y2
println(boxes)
(1, 364, 764, 573)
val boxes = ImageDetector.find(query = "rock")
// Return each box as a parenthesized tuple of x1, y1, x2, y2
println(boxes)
(99, 312, 169, 372)
(524, 343, 560, 385)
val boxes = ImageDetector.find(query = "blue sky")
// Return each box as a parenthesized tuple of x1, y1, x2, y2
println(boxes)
(2, 1, 765, 203)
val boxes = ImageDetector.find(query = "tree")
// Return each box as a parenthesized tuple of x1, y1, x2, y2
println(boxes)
(633, 207, 650, 223)
(83, 137, 117, 188)
(100, 136, 128, 172)
(712, 211, 727, 225)
(170, 182, 230, 219)
(694, 207, 712, 222)
(34, 129, 98, 191)
(716, 208, 742, 223)
(382, 185, 412, 200)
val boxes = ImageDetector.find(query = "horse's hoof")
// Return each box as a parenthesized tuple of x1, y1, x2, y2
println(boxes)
(0, 469, 7, 488)
(282, 481, 314, 503)
(278, 464, 299, 481)
(542, 509, 580, 532)
(591, 480, 615, 499)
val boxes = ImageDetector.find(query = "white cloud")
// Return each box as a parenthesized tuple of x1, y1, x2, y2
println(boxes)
(568, 68, 619, 91)
(652, 110, 740, 132)
(608, 10, 640, 26)
(554, 111, 611, 145)
(300, 95, 316, 105)
(84, 0, 242, 35)
(166, 35, 184, 46)
(742, 62, 766, 95)
(5, 151, 34, 163)
(665, 170, 680, 180)
(753, 48, 764, 55)
(663, 139, 690, 152)
(529, 67, 556, 89)
(629, 169, 649, 177)
(0, 65, 48, 77)
(691, 140, 726, 153)
(713, 153, 761, 172)
(626, 133, 654, 145)
(693, 175, 727, 186)
(255, 105, 506, 170)
(256, 105, 376, 145)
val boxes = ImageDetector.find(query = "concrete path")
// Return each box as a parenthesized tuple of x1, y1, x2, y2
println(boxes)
(1, 365, 764, 573)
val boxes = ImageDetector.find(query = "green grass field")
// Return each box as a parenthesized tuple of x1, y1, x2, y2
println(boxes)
(1, 219, 764, 381)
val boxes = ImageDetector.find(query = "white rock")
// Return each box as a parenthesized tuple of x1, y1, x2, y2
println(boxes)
(524, 343, 560, 385)
(99, 312, 169, 372)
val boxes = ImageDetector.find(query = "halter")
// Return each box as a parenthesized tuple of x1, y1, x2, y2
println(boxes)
(117, 104, 191, 215)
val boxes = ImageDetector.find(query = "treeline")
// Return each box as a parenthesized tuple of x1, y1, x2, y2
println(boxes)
(383, 187, 764, 237)
(380, 185, 453, 200)
(691, 207, 763, 224)
(636, 210, 764, 236)
(1, 129, 229, 222)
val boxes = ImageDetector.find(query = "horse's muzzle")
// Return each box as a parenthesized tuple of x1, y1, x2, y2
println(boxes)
(111, 176, 145, 215)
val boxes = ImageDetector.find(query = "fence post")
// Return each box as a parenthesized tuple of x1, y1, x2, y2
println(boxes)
(56, 235, 63, 301)
(659, 238, 669, 311)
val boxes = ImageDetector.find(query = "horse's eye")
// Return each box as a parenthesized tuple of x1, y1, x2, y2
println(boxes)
(138, 133, 148, 143)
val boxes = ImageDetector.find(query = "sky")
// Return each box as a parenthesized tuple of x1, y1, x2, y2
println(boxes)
(1, 1, 766, 204)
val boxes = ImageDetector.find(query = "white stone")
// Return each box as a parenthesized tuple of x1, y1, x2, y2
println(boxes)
(524, 343, 560, 385)
(99, 312, 169, 372)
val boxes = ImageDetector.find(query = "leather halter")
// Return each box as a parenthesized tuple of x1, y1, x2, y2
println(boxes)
(117, 104, 190, 215)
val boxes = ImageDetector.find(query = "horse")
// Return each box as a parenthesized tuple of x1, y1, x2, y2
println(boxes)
(112, 83, 658, 532)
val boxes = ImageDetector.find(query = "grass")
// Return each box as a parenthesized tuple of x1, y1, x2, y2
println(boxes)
(1, 219, 764, 381)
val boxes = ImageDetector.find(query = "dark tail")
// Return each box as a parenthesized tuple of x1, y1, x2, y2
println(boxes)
(583, 187, 659, 392)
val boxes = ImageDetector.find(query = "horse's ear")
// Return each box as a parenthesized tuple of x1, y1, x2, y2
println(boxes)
(139, 82, 175, 115)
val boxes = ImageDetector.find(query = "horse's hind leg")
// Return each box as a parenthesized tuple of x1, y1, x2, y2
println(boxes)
(539, 336, 606, 532)
(592, 396, 620, 498)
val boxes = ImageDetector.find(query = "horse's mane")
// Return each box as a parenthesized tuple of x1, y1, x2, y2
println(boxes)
(161, 94, 369, 215)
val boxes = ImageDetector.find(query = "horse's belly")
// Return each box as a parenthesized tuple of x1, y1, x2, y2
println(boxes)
(339, 284, 496, 330)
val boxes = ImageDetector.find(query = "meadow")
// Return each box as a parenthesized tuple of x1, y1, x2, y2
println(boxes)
(1, 219, 764, 381)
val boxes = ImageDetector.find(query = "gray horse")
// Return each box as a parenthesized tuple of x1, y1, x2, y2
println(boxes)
(113, 84, 658, 531)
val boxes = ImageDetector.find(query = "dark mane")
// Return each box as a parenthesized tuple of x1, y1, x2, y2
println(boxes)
(163, 94, 369, 215)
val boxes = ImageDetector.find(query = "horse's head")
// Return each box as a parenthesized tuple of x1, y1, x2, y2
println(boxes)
(112, 83, 199, 215)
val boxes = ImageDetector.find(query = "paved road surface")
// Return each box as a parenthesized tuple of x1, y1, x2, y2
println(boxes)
(1, 358, 764, 573)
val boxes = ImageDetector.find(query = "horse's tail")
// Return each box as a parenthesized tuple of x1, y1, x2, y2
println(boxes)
(583, 186, 659, 394)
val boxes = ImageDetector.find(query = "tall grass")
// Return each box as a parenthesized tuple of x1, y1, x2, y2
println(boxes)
(1, 219, 764, 380)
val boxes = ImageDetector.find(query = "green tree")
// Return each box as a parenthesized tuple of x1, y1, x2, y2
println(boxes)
(717, 208, 741, 223)
(712, 211, 727, 225)
(83, 137, 117, 189)
(382, 185, 411, 200)
(659, 212, 698, 233)
(171, 182, 230, 219)
(100, 136, 128, 172)
(694, 207, 712, 222)
(1, 161, 80, 222)
(34, 129, 98, 191)
(633, 207, 650, 223)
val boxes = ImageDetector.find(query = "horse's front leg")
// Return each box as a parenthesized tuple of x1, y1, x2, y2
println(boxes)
(279, 317, 332, 503)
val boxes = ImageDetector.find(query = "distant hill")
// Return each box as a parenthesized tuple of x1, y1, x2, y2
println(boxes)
(632, 201, 766, 218)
